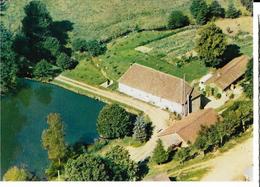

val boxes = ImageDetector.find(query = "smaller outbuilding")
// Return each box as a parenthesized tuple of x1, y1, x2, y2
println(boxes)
(205, 55, 249, 91)
(158, 108, 219, 148)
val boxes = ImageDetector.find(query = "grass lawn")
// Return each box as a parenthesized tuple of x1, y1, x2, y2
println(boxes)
(62, 60, 106, 85)
(100, 28, 209, 83)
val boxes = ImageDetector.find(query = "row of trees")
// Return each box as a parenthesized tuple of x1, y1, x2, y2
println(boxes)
(190, 0, 240, 25)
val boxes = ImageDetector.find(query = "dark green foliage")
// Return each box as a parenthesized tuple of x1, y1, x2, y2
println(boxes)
(0, 24, 18, 94)
(42, 37, 61, 58)
(152, 139, 168, 165)
(33, 59, 54, 79)
(168, 10, 189, 29)
(105, 145, 138, 181)
(209, 0, 225, 18)
(21, 0, 53, 63)
(72, 38, 86, 52)
(64, 154, 111, 181)
(56, 52, 73, 70)
(190, 0, 209, 25)
(72, 38, 106, 56)
(133, 116, 152, 142)
(195, 22, 227, 67)
(96, 104, 133, 139)
(42, 113, 67, 162)
(241, 59, 253, 99)
(240, 0, 253, 14)
(87, 139, 109, 153)
(226, 2, 240, 19)
(175, 147, 194, 164)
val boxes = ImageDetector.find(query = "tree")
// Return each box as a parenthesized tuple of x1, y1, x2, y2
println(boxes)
(209, 0, 225, 18)
(226, 2, 240, 19)
(105, 145, 138, 181)
(3, 166, 32, 181)
(42, 113, 67, 164)
(72, 38, 86, 52)
(168, 10, 189, 29)
(42, 37, 61, 58)
(175, 147, 192, 164)
(190, 0, 209, 24)
(133, 116, 149, 142)
(85, 40, 106, 56)
(194, 126, 211, 153)
(21, 0, 53, 63)
(195, 22, 227, 67)
(96, 104, 133, 139)
(241, 59, 253, 99)
(56, 52, 73, 70)
(33, 59, 54, 79)
(240, 0, 253, 15)
(152, 139, 168, 165)
(0, 24, 18, 94)
(64, 154, 111, 181)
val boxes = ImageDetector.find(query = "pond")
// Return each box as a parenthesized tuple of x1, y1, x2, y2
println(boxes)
(0, 79, 105, 179)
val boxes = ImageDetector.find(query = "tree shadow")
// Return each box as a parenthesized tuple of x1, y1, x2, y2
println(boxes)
(137, 157, 150, 180)
(146, 122, 154, 141)
(219, 44, 241, 68)
(201, 95, 211, 109)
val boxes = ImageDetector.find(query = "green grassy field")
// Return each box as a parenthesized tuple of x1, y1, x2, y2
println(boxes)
(2, 0, 248, 41)
(99, 27, 209, 82)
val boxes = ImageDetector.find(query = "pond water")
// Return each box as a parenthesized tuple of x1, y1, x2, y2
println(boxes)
(0, 79, 104, 179)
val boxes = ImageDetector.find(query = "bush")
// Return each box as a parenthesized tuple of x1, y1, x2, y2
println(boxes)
(85, 40, 107, 56)
(56, 52, 75, 70)
(190, 0, 209, 25)
(216, 93, 222, 99)
(152, 139, 168, 165)
(175, 147, 194, 164)
(96, 104, 133, 139)
(226, 2, 240, 19)
(72, 38, 86, 52)
(33, 59, 54, 79)
(88, 139, 109, 153)
(3, 166, 33, 181)
(209, 0, 225, 18)
(168, 10, 189, 29)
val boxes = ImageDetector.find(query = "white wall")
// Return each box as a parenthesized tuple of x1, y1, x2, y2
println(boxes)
(118, 83, 183, 113)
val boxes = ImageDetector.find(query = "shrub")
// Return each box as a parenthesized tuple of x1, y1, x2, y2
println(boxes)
(216, 93, 222, 99)
(72, 38, 86, 52)
(152, 139, 168, 165)
(133, 116, 152, 142)
(85, 40, 107, 56)
(209, 0, 225, 18)
(168, 10, 189, 29)
(3, 166, 33, 181)
(96, 104, 133, 139)
(33, 59, 54, 79)
(226, 2, 240, 18)
(175, 147, 194, 164)
(56, 52, 75, 70)
(190, 0, 209, 25)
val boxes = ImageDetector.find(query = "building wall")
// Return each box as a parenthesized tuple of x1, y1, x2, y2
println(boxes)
(191, 95, 201, 112)
(118, 83, 183, 113)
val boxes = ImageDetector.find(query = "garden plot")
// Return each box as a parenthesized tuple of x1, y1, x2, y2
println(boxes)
(135, 46, 153, 53)
(145, 29, 197, 63)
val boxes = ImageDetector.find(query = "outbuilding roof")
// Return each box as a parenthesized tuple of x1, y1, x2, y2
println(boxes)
(158, 108, 219, 144)
(206, 55, 249, 90)
(118, 63, 198, 104)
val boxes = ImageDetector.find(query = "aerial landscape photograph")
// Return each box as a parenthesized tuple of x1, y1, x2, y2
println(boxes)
(0, 0, 257, 184)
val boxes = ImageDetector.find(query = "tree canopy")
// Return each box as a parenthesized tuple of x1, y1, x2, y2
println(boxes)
(33, 59, 54, 80)
(168, 10, 189, 29)
(241, 59, 253, 99)
(133, 116, 151, 143)
(56, 52, 73, 70)
(226, 2, 240, 19)
(209, 0, 225, 18)
(0, 24, 18, 94)
(105, 145, 138, 181)
(190, 0, 209, 25)
(195, 22, 227, 67)
(96, 104, 133, 139)
(42, 113, 67, 163)
(64, 154, 111, 181)
(152, 139, 168, 165)
(3, 166, 32, 181)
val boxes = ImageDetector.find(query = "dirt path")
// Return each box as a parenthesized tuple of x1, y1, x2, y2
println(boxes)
(201, 137, 253, 181)
(54, 75, 169, 161)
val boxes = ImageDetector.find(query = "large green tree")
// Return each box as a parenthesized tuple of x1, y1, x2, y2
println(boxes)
(96, 104, 133, 139)
(56, 52, 73, 70)
(33, 59, 54, 80)
(152, 139, 168, 165)
(64, 154, 111, 181)
(0, 24, 18, 94)
(226, 2, 240, 19)
(190, 0, 209, 25)
(209, 0, 225, 18)
(42, 113, 67, 164)
(133, 116, 149, 143)
(105, 145, 138, 181)
(21, 0, 53, 63)
(3, 166, 32, 181)
(195, 22, 227, 67)
(168, 10, 189, 29)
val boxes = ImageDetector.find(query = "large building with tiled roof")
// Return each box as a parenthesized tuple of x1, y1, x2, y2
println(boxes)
(118, 63, 201, 115)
